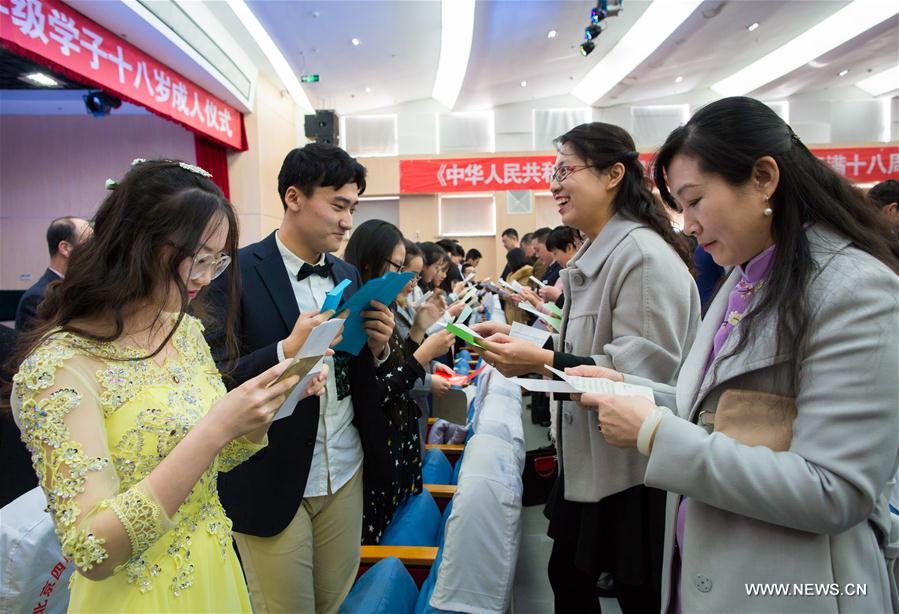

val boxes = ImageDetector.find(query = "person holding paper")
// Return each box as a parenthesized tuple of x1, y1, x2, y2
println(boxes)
(502, 247, 534, 325)
(473, 123, 700, 613)
(344, 220, 455, 544)
(10, 160, 327, 613)
(203, 144, 396, 614)
(571, 97, 899, 614)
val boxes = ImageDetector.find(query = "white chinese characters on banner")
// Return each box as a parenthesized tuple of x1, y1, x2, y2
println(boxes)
(437, 161, 557, 188)
(3, 0, 236, 142)
(821, 152, 899, 177)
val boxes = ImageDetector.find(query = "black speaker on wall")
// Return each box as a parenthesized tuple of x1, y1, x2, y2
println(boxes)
(304, 110, 339, 144)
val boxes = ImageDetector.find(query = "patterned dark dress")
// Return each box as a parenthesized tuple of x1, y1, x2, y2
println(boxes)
(361, 330, 427, 544)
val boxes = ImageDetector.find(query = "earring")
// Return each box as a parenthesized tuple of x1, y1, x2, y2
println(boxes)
(763, 208, 773, 217)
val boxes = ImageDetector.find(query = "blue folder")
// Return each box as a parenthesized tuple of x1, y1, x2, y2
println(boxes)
(333, 271, 414, 355)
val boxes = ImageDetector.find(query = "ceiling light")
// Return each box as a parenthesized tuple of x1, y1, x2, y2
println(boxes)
(585, 24, 602, 40)
(675, 75, 684, 83)
(520, 80, 527, 87)
(225, 0, 314, 113)
(573, 0, 703, 104)
(23, 72, 59, 87)
(431, 0, 476, 109)
(351, 38, 361, 46)
(856, 64, 899, 96)
(712, 0, 899, 97)
(839, 69, 849, 77)
(579, 40, 595, 57)
(747, 22, 759, 31)
(591, 6, 607, 23)
(365, 87, 372, 93)
(547, 30, 557, 38)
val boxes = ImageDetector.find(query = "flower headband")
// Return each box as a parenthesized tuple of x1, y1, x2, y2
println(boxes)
(105, 158, 213, 190)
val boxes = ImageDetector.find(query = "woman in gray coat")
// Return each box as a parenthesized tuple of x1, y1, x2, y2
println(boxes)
(474, 123, 700, 612)
(575, 97, 899, 613)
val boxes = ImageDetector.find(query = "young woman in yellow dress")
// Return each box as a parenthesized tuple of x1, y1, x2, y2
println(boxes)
(10, 159, 329, 612)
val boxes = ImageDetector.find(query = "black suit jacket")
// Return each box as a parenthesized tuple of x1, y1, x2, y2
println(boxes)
(14, 268, 61, 332)
(203, 231, 389, 537)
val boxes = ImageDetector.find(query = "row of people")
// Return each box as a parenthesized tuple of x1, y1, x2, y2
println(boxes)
(5, 94, 897, 614)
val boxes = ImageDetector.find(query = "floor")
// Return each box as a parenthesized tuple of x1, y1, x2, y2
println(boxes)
(510, 399, 622, 614)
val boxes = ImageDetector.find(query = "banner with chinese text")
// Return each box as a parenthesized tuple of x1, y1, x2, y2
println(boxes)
(0, 0, 244, 150)
(399, 147, 897, 193)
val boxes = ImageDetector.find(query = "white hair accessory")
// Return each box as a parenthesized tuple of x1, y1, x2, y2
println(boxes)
(177, 162, 213, 178)
(105, 178, 118, 190)
(131, 158, 147, 166)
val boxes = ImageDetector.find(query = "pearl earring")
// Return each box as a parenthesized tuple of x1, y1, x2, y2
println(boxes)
(763, 207, 773, 217)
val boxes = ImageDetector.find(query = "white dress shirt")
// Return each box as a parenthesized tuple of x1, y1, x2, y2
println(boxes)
(274, 231, 363, 497)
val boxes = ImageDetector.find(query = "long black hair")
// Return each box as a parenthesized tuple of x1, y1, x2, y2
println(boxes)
(554, 123, 691, 268)
(343, 219, 404, 284)
(11, 159, 241, 370)
(417, 241, 448, 290)
(653, 96, 899, 391)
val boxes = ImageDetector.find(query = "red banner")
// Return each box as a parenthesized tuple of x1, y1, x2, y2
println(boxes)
(0, 0, 244, 150)
(400, 147, 897, 194)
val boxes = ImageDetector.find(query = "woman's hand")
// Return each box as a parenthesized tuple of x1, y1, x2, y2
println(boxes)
(471, 321, 511, 338)
(480, 333, 554, 377)
(362, 300, 395, 358)
(446, 301, 466, 318)
(579, 393, 655, 448)
(565, 364, 624, 382)
(412, 302, 441, 334)
(539, 285, 562, 302)
(415, 330, 456, 366)
(208, 360, 300, 445)
(430, 375, 452, 397)
(520, 287, 542, 307)
(452, 280, 467, 297)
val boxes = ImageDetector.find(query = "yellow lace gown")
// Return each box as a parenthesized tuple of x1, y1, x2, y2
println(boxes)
(12, 315, 263, 613)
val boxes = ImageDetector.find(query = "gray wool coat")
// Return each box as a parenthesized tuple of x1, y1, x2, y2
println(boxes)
(557, 213, 700, 502)
(631, 224, 899, 613)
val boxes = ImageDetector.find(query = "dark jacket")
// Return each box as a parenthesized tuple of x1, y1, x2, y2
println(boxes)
(14, 268, 61, 332)
(203, 231, 389, 537)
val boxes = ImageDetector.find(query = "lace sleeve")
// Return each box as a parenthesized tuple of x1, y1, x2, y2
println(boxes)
(12, 339, 174, 573)
(216, 436, 267, 472)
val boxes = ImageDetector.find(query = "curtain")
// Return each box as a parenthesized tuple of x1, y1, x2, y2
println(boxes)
(194, 135, 230, 199)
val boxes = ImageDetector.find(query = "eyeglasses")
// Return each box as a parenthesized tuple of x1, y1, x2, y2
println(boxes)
(550, 165, 596, 183)
(189, 253, 232, 281)
(386, 259, 404, 273)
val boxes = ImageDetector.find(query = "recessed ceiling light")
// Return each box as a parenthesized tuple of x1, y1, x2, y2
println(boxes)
(547, 30, 557, 38)
(838, 69, 849, 77)
(365, 87, 372, 93)
(351, 38, 361, 46)
(748, 22, 759, 31)
(24, 72, 59, 87)
(675, 75, 684, 83)
(520, 80, 527, 87)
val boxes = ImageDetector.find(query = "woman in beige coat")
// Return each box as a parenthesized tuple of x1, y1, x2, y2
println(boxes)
(576, 97, 899, 613)
(474, 123, 700, 612)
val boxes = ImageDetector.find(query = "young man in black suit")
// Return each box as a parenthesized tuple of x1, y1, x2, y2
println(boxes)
(15, 216, 92, 332)
(205, 144, 394, 613)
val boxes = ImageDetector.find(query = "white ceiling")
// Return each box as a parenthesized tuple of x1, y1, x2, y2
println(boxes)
(244, 0, 899, 115)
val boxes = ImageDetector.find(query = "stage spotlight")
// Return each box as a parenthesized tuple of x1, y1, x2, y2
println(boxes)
(580, 40, 595, 56)
(585, 24, 602, 40)
(591, 6, 607, 23)
(83, 91, 122, 117)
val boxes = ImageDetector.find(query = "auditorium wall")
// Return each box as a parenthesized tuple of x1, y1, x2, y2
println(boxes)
(0, 113, 195, 289)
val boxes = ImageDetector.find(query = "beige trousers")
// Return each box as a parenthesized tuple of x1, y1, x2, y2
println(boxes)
(233, 468, 363, 614)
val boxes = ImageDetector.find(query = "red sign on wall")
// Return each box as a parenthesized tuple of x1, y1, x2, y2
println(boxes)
(400, 147, 897, 194)
(0, 0, 244, 150)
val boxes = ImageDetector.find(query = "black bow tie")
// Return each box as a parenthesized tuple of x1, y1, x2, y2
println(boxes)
(296, 261, 332, 281)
